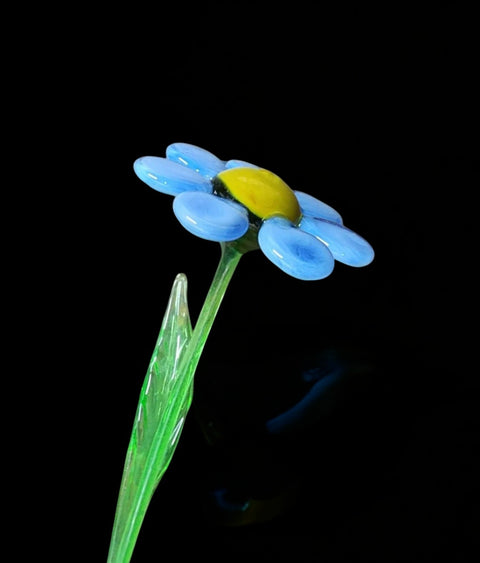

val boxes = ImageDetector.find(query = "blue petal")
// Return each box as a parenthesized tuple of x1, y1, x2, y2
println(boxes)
(166, 143, 226, 179)
(299, 216, 375, 267)
(258, 217, 334, 280)
(224, 159, 260, 170)
(294, 191, 343, 224)
(173, 192, 249, 242)
(134, 156, 212, 196)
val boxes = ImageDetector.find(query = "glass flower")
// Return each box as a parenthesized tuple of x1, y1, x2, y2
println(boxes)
(108, 143, 376, 563)
(134, 142, 374, 280)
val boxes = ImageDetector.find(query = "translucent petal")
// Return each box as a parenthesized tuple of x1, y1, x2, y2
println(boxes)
(224, 159, 260, 170)
(134, 156, 212, 196)
(294, 191, 343, 224)
(173, 192, 249, 242)
(166, 143, 226, 179)
(258, 217, 335, 280)
(299, 216, 375, 267)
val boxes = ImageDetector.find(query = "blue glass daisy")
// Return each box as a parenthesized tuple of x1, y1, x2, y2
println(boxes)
(108, 142, 376, 562)
(133, 142, 374, 280)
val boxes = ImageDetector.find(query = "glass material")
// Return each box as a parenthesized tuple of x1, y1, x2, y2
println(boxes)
(258, 216, 335, 280)
(299, 215, 375, 267)
(173, 191, 249, 241)
(133, 142, 374, 280)
(108, 246, 243, 563)
(107, 273, 192, 563)
(133, 156, 212, 196)
(166, 142, 225, 179)
(216, 167, 301, 222)
(107, 142, 375, 562)
(294, 190, 343, 224)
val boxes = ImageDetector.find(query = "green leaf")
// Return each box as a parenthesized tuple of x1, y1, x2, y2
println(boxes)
(107, 273, 192, 563)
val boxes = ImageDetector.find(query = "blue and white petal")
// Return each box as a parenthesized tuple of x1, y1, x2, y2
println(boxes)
(299, 216, 375, 267)
(258, 217, 335, 280)
(294, 191, 343, 224)
(224, 159, 260, 170)
(173, 192, 249, 242)
(133, 156, 212, 196)
(166, 143, 225, 180)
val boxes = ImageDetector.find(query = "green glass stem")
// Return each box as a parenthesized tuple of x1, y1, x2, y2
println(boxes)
(107, 242, 243, 563)
(175, 242, 243, 403)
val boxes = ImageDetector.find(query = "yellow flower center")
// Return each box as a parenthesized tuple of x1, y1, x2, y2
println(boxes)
(216, 167, 301, 223)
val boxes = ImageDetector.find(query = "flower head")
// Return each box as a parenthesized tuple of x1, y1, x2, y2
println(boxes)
(134, 143, 374, 280)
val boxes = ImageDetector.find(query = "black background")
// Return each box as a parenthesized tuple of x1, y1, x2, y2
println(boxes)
(25, 4, 477, 562)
